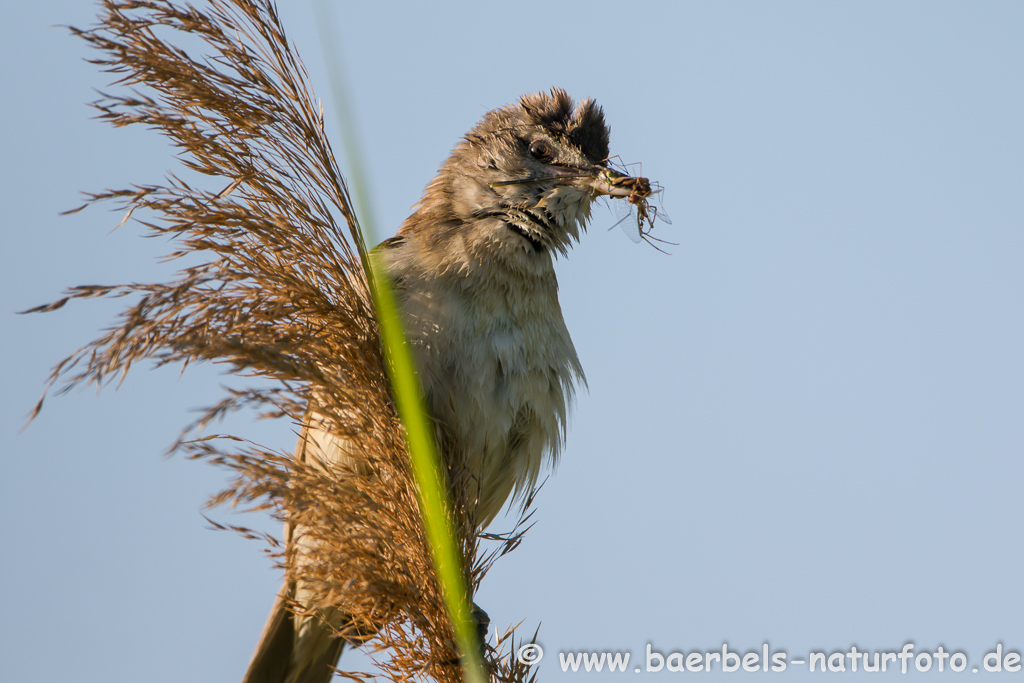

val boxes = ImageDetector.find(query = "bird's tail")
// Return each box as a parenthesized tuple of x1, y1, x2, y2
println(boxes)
(242, 588, 346, 683)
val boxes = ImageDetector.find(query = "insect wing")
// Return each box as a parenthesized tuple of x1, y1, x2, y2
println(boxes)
(645, 184, 672, 225)
(606, 197, 643, 243)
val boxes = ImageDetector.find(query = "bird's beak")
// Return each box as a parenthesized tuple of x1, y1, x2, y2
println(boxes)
(489, 166, 655, 200)
(584, 167, 652, 200)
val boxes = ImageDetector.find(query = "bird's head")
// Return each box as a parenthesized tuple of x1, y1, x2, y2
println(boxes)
(408, 88, 636, 263)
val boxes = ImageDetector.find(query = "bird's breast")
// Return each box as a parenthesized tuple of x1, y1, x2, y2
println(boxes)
(401, 268, 582, 525)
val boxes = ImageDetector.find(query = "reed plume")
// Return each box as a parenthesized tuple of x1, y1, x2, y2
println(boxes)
(27, 1, 540, 681)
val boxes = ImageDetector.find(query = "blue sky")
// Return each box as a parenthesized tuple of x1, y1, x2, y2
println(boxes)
(3, 2, 1023, 681)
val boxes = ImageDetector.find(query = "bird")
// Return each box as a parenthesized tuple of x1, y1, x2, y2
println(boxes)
(242, 87, 639, 683)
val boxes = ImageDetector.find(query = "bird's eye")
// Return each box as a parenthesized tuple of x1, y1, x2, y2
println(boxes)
(529, 139, 554, 161)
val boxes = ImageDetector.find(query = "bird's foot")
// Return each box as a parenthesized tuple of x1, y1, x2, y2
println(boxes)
(471, 603, 490, 644)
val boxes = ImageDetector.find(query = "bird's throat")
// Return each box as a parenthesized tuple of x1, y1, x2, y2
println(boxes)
(507, 223, 545, 252)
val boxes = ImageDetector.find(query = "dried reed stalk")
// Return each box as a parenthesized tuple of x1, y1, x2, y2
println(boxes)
(27, 1, 540, 681)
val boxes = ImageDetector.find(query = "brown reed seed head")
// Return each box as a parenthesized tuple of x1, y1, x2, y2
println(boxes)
(30, 1, 543, 681)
